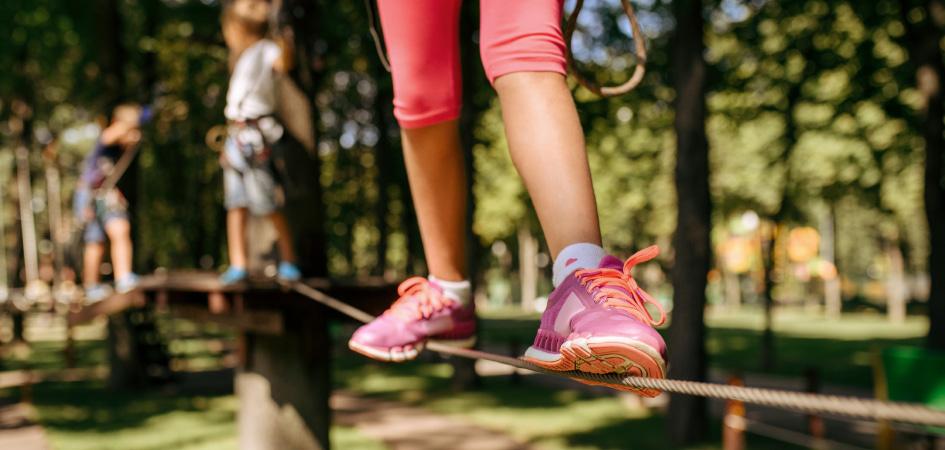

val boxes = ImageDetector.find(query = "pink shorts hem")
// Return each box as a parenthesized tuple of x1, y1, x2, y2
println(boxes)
(486, 60, 568, 86)
(395, 108, 462, 129)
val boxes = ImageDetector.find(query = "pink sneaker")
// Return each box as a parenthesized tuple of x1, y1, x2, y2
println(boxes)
(523, 246, 667, 396)
(349, 277, 476, 362)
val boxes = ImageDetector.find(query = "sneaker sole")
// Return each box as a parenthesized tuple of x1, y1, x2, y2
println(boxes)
(348, 335, 476, 363)
(522, 336, 666, 397)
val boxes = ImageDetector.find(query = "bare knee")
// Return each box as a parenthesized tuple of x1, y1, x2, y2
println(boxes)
(104, 219, 131, 240)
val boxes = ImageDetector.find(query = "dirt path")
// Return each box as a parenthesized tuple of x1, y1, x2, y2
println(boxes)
(333, 391, 533, 450)
(0, 402, 50, 450)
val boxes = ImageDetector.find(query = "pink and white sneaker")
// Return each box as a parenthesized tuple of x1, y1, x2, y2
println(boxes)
(349, 277, 476, 362)
(523, 246, 667, 397)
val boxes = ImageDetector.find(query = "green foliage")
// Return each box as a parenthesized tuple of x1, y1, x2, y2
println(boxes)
(0, 0, 936, 293)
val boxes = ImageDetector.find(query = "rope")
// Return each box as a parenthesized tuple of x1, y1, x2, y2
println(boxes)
(361, 0, 646, 96)
(565, 0, 648, 97)
(742, 418, 871, 450)
(363, 0, 391, 73)
(282, 280, 945, 428)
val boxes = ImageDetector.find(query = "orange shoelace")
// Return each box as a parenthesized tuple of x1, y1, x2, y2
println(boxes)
(574, 245, 667, 327)
(385, 277, 450, 320)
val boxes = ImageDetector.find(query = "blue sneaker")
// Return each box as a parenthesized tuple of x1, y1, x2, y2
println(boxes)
(219, 266, 248, 286)
(115, 273, 140, 294)
(277, 262, 302, 282)
(85, 284, 113, 304)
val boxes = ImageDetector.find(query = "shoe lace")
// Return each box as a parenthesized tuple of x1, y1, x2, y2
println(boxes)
(574, 245, 666, 327)
(385, 277, 450, 320)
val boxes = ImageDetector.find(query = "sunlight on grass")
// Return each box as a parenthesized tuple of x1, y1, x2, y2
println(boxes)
(706, 308, 927, 340)
(29, 382, 383, 450)
(40, 395, 238, 450)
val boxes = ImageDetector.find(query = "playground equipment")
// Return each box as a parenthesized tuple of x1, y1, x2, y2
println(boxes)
(67, 272, 396, 449)
(61, 272, 945, 450)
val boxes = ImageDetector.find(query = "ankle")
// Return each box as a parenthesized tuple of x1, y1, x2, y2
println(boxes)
(429, 275, 471, 305)
(552, 243, 606, 287)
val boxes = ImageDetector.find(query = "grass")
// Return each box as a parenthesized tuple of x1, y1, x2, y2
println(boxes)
(478, 307, 927, 388)
(334, 356, 800, 450)
(1, 379, 382, 450)
(0, 310, 927, 450)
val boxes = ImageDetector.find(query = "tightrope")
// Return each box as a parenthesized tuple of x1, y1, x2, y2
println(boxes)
(284, 281, 945, 428)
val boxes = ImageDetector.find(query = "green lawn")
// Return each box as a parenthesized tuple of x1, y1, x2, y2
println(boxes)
(1, 380, 382, 450)
(0, 310, 926, 450)
(479, 308, 927, 388)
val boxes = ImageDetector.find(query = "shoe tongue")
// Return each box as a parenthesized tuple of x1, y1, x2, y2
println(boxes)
(598, 255, 624, 270)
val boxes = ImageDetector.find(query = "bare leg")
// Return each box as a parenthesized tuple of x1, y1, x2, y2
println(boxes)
(494, 72, 602, 258)
(82, 242, 105, 287)
(104, 218, 133, 280)
(269, 212, 297, 263)
(227, 208, 249, 269)
(402, 120, 467, 281)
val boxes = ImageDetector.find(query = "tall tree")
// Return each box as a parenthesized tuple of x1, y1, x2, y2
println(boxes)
(899, 0, 945, 350)
(275, 0, 328, 277)
(666, 0, 711, 443)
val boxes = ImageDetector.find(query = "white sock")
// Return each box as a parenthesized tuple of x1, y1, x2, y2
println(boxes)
(429, 275, 471, 305)
(553, 243, 607, 287)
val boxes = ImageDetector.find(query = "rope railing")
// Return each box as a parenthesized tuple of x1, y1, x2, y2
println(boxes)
(283, 280, 945, 428)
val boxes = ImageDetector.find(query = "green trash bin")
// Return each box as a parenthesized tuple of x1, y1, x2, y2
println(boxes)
(881, 346, 945, 434)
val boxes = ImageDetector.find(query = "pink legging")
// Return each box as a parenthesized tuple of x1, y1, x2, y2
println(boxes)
(376, 0, 567, 129)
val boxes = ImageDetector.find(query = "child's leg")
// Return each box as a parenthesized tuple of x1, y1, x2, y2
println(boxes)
(493, 73, 601, 257)
(104, 218, 133, 281)
(82, 242, 105, 287)
(268, 212, 297, 263)
(480, 0, 666, 392)
(375, 0, 467, 281)
(402, 121, 467, 281)
(226, 208, 249, 269)
(348, 0, 475, 362)
(478, 0, 600, 259)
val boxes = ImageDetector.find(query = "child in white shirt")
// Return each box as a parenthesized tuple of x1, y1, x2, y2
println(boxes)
(218, 0, 300, 285)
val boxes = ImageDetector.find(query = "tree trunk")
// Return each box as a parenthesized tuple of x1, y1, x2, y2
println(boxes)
(760, 223, 780, 371)
(518, 225, 538, 312)
(821, 204, 842, 319)
(276, 0, 328, 277)
(667, 0, 711, 443)
(372, 74, 394, 277)
(0, 167, 8, 292)
(15, 146, 38, 288)
(99, 0, 126, 108)
(899, 0, 945, 350)
(886, 238, 908, 324)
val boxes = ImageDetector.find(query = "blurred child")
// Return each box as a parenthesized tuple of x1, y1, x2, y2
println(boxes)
(347, 1, 667, 395)
(74, 104, 148, 303)
(217, 0, 301, 285)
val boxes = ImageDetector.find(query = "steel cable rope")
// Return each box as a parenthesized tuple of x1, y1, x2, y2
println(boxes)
(282, 280, 945, 428)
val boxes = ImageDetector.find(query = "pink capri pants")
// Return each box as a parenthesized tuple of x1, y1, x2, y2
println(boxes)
(376, 0, 568, 129)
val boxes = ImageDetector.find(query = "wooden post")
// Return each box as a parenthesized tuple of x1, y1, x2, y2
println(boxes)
(107, 310, 145, 389)
(805, 368, 825, 441)
(722, 375, 745, 450)
(236, 303, 330, 450)
(64, 323, 77, 369)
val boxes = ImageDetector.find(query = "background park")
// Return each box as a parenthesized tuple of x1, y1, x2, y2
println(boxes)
(1, 0, 944, 449)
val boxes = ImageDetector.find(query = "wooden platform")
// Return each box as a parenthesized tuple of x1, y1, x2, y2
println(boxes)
(67, 271, 396, 332)
(65, 271, 397, 450)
